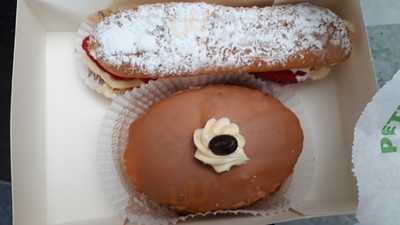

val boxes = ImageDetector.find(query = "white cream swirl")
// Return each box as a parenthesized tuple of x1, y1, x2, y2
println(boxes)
(290, 67, 331, 82)
(193, 117, 248, 173)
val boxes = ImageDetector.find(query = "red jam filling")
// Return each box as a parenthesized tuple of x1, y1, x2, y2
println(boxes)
(252, 70, 308, 84)
(82, 36, 155, 83)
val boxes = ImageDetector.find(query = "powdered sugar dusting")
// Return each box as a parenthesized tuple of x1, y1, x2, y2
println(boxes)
(91, 2, 351, 77)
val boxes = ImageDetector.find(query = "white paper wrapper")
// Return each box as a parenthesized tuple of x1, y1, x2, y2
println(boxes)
(97, 73, 314, 225)
(353, 71, 400, 225)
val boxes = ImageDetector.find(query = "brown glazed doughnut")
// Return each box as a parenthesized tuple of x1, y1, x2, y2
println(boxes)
(122, 85, 303, 213)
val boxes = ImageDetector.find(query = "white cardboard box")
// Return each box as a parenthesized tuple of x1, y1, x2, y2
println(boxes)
(11, 0, 377, 224)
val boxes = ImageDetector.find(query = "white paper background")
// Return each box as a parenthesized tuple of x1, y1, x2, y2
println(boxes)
(353, 70, 400, 225)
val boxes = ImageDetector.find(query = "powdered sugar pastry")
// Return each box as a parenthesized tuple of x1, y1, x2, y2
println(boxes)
(91, 2, 351, 77)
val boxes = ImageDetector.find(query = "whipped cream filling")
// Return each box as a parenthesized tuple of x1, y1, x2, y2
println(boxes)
(290, 67, 331, 81)
(193, 117, 248, 173)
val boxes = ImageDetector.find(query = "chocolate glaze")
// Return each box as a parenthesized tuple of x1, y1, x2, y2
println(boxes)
(123, 85, 303, 213)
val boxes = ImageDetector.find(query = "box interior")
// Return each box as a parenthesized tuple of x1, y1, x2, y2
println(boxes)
(11, 0, 377, 225)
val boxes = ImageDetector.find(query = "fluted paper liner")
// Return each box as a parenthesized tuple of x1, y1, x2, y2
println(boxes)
(97, 73, 314, 225)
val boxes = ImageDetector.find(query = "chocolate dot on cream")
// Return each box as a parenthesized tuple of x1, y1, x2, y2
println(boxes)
(208, 135, 238, 156)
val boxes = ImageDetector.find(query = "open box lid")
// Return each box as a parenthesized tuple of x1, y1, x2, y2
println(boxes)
(11, 0, 377, 225)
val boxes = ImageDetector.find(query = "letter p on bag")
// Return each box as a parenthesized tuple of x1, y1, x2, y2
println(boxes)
(381, 137, 397, 153)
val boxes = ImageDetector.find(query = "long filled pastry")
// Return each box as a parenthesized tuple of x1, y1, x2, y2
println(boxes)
(81, 2, 352, 96)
